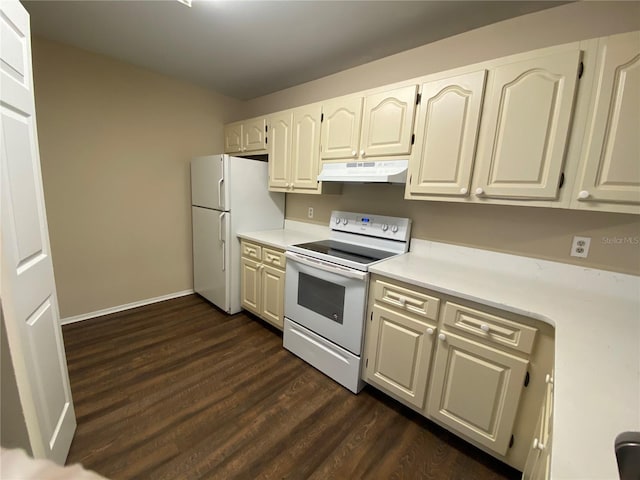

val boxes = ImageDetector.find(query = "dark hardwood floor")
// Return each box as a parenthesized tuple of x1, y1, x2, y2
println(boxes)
(62, 294, 521, 480)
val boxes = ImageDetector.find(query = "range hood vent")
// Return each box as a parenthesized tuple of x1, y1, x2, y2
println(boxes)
(318, 160, 408, 184)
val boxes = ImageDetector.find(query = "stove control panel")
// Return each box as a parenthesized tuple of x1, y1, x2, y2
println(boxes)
(330, 211, 411, 242)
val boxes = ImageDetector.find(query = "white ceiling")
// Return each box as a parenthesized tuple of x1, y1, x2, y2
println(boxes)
(23, 1, 567, 100)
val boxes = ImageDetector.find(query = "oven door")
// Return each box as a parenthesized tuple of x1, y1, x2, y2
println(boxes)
(284, 251, 368, 356)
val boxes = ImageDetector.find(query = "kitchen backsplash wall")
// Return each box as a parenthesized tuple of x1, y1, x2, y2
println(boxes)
(287, 186, 640, 276)
(32, 38, 244, 319)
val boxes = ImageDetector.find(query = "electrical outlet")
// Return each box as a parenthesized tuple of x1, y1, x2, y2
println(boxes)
(571, 236, 591, 258)
(307, 207, 314, 219)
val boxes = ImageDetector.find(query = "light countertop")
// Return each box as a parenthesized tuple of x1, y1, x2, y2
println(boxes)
(369, 239, 640, 480)
(237, 220, 329, 250)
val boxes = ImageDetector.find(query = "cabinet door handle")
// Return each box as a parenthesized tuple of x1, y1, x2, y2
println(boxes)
(578, 190, 590, 199)
(460, 187, 468, 195)
(533, 438, 545, 450)
(360, 149, 366, 157)
(438, 333, 446, 341)
(426, 328, 434, 335)
(480, 324, 490, 332)
(475, 187, 485, 196)
(545, 374, 554, 385)
(351, 150, 357, 156)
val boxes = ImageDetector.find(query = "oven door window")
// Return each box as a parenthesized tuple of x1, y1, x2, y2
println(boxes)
(297, 272, 345, 324)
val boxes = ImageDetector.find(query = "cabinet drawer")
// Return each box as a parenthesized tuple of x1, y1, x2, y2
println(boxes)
(442, 302, 537, 354)
(262, 247, 286, 269)
(373, 279, 440, 320)
(241, 241, 262, 261)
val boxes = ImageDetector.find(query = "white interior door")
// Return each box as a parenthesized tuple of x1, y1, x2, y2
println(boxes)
(192, 207, 228, 311)
(0, 0, 76, 463)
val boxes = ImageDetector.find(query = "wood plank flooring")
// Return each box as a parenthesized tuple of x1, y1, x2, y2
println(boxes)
(62, 294, 521, 480)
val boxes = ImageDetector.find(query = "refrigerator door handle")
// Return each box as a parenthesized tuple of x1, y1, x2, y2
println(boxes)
(218, 212, 225, 241)
(218, 177, 224, 209)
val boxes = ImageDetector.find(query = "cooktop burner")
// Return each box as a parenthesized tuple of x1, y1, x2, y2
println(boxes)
(293, 240, 398, 265)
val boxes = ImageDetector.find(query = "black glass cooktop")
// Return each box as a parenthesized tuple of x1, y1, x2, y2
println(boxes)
(293, 240, 397, 265)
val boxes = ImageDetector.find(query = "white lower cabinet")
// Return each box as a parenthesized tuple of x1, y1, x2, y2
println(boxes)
(364, 304, 436, 409)
(427, 330, 528, 455)
(240, 240, 286, 330)
(363, 275, 554, 472)
(523, 373, 554, 480)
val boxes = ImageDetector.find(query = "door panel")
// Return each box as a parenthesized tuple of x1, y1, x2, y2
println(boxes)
(320, 96, 363, 160)
(408, 71, 486, 196)
(243, 117, 267, 152)
(361, 85, 418, 158)
(224, 123, 242, 153)
(475, 49, 580, 199)
(291, 104, 321, 191)
(261, 265, 284, 328)
(577, 31, 640, 205)
(0, 0, 76, 462)
(365, 305, 435, 409)
(240, 257, 261, 315)
(192, 207, 227, 310)
(427, 331, 528, 455)
(268, 111, 293, 190)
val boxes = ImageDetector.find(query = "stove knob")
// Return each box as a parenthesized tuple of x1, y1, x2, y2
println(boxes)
(341, 218, 348, 225)
(335, 217, 341, 224)
(381, 224, 389, 231)
(391, 225, 399, 233)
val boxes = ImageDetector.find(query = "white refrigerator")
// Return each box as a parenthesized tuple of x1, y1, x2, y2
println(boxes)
(191, 154, 285, 313)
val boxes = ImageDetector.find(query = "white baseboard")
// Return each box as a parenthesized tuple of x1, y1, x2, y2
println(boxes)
(60, 289, 195, 325)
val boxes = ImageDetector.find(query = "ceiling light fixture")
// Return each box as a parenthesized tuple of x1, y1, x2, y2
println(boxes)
(176, 0, 192, 7)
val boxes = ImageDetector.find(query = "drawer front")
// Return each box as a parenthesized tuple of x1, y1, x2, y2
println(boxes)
(241, 240, 262, 261)
(262, 247, 285, 269)
(373, 279, 440, 320)
(442, 302, 537, 354)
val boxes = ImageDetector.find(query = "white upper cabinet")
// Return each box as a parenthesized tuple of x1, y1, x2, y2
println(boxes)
(320, 96, 363, 160)
(291, 103, 323, 191)
(268, 110, 293, 190)
(320, 85, 418, 162)
(406, 70, 487, 198)
(224, 117, 267, 154)
(473, 48, 581, 200)
(360, 85, 419, 159)
(572, 30, 640, 214)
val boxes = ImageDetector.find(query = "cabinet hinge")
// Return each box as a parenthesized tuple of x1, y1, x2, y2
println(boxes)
(578, 61, 584, 79)
(370, 311, 373, 322)
(509, 435, 514, 448)
(365, 358, 369, 368)
(416, 93, 421, 105)
(265, 125, 268, 133)
(558, 172, 565, 189)
(265, 137, 268, 145)
(409, 174, 412, 185)
(321, 113, 324, 122)
(524, 371, 530, 387)
(411, 134, 415, 145)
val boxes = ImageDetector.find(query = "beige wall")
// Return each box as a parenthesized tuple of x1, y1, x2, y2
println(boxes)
(243, 2, 640, 275)
(33, 38, 243, 318)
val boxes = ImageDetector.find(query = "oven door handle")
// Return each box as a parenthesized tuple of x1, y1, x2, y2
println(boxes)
(285, 251, 367, 281)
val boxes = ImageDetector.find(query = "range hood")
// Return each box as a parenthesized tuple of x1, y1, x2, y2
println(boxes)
(317, 160, 408, 184)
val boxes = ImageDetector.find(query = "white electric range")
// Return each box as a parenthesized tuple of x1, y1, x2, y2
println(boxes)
(283, 211, 412, 393)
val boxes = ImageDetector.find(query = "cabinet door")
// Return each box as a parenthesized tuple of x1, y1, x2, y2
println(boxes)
(224, 123, 243, 153)
(407, 71, 486, 197)
(360, 85, 418, 158)
(575, 31, 640, 209)
(261, 265, 285, 329)
(320, 96, 363, 160)
(243, 117, 267, 152)
(268, 111, 293, 190)
(364, 305, 436, 409)
(291, 104, 322, 192)
(240, 257, 261, 315)
(474, 49, 581, 200)
(427, 330, 528, 455)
